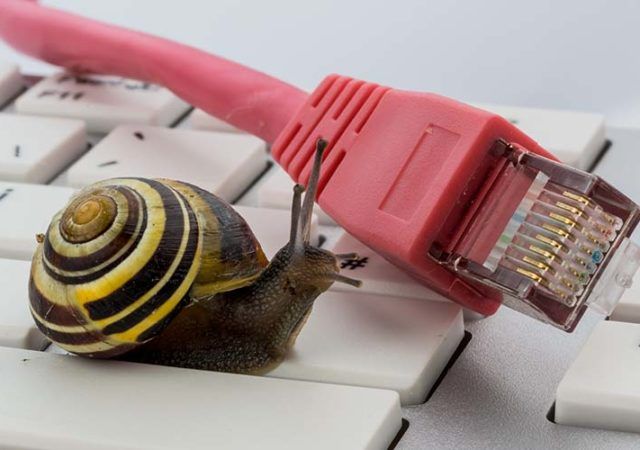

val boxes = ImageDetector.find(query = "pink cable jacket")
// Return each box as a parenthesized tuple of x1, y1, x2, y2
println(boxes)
(0, 0, 308, 144)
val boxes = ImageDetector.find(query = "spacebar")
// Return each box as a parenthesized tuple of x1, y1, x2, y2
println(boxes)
(0, 348, 402, 450)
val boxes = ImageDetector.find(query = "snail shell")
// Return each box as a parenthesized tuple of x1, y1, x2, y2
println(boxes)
(29, 177, 267, 358)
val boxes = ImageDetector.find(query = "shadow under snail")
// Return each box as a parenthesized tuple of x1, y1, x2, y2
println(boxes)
(28, 139, 361, 374)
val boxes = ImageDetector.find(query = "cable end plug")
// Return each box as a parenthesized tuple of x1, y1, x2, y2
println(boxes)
(272, 75, 640, 330)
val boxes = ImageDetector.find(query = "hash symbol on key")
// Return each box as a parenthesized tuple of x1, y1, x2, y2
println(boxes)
(340, 257, 369, 270)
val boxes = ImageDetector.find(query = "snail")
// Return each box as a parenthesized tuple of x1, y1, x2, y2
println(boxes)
(28, 139, 361, 374)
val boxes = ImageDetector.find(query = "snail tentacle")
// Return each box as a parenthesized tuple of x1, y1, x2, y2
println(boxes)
(300, 138, 327, 246)
(289, 184, 305, 253)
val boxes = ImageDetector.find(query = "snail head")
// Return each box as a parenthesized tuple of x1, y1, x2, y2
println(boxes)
(285, 138, 361, 290)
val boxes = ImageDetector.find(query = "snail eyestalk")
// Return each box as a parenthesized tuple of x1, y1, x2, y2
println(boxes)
(289, 184, 305, 252)
(300, 138, 327, 245)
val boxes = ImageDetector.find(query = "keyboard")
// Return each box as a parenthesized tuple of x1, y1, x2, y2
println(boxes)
(1, 62, 640, 449)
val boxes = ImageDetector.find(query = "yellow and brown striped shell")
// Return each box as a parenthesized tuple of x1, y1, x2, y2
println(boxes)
(29, 178, 267, 358)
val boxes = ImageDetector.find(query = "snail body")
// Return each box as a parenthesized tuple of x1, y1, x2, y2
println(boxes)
(29, 140, 359, 373)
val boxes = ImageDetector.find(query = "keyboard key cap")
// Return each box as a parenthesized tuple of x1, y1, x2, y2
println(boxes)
(328, 231, 450, 302)
(65, 125, 267, 201)
(0, 347, 402, 450)
(236, 205, 318, 256)
(269, 291, 464, 405)
(0, 259, 46, 350)
(477, 103, 606, 170)
(0, 114, 86, 183)
(189, 108, 242, 133)
(15, 73, 190, 133)
(0, 182, 75, 260)
(258, 165, 337, 225)
(0, 61, 22, 106)
(555, 320, 640, 433)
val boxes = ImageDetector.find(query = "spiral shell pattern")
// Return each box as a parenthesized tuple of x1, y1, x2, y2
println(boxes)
(29, 177, 266, 358)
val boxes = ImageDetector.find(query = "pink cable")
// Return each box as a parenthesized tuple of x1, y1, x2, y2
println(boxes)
(0, 0, 308, 144)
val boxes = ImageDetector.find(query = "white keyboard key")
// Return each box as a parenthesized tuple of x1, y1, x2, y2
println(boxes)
(477, 103, 605, 170)
(0, 114, 86, 183)
(0, 182, 75, 260)
(328, 231, 450, 303)
(269, 291, 464, 405)
(258, 166, 337, 225)
(189, 108, 242, 133)
(236, 205, 318, 257)
(0, 61, 22, 106)
(0, 347, 402, 450)
(0, 259, 47, 350)
(66, 125, 267, 201)
(610, 272, 640, 323)
(555, 320, 640, 433)
(15, 73, 190, 133)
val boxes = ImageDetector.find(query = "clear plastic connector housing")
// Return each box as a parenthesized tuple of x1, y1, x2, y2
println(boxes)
(431, 140, 640, 331)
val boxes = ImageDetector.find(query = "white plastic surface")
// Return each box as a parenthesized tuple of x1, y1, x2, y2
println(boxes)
(0, 347, 402, 450)
(188, 108, 242, 133)
(478, 103, 606, 169)
(269, 290, 464, 405)
(65, 125, 267, 201)
(0, 182, 75, 260)
(0, 113, 86, 183)
(15, 73, 190, 133)
(0, 259, 47, 350)
(0, 61, 22, 106)
(555, 320, 640, 433)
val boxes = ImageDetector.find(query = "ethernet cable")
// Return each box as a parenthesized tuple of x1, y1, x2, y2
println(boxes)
(2, 0, 639, 330)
